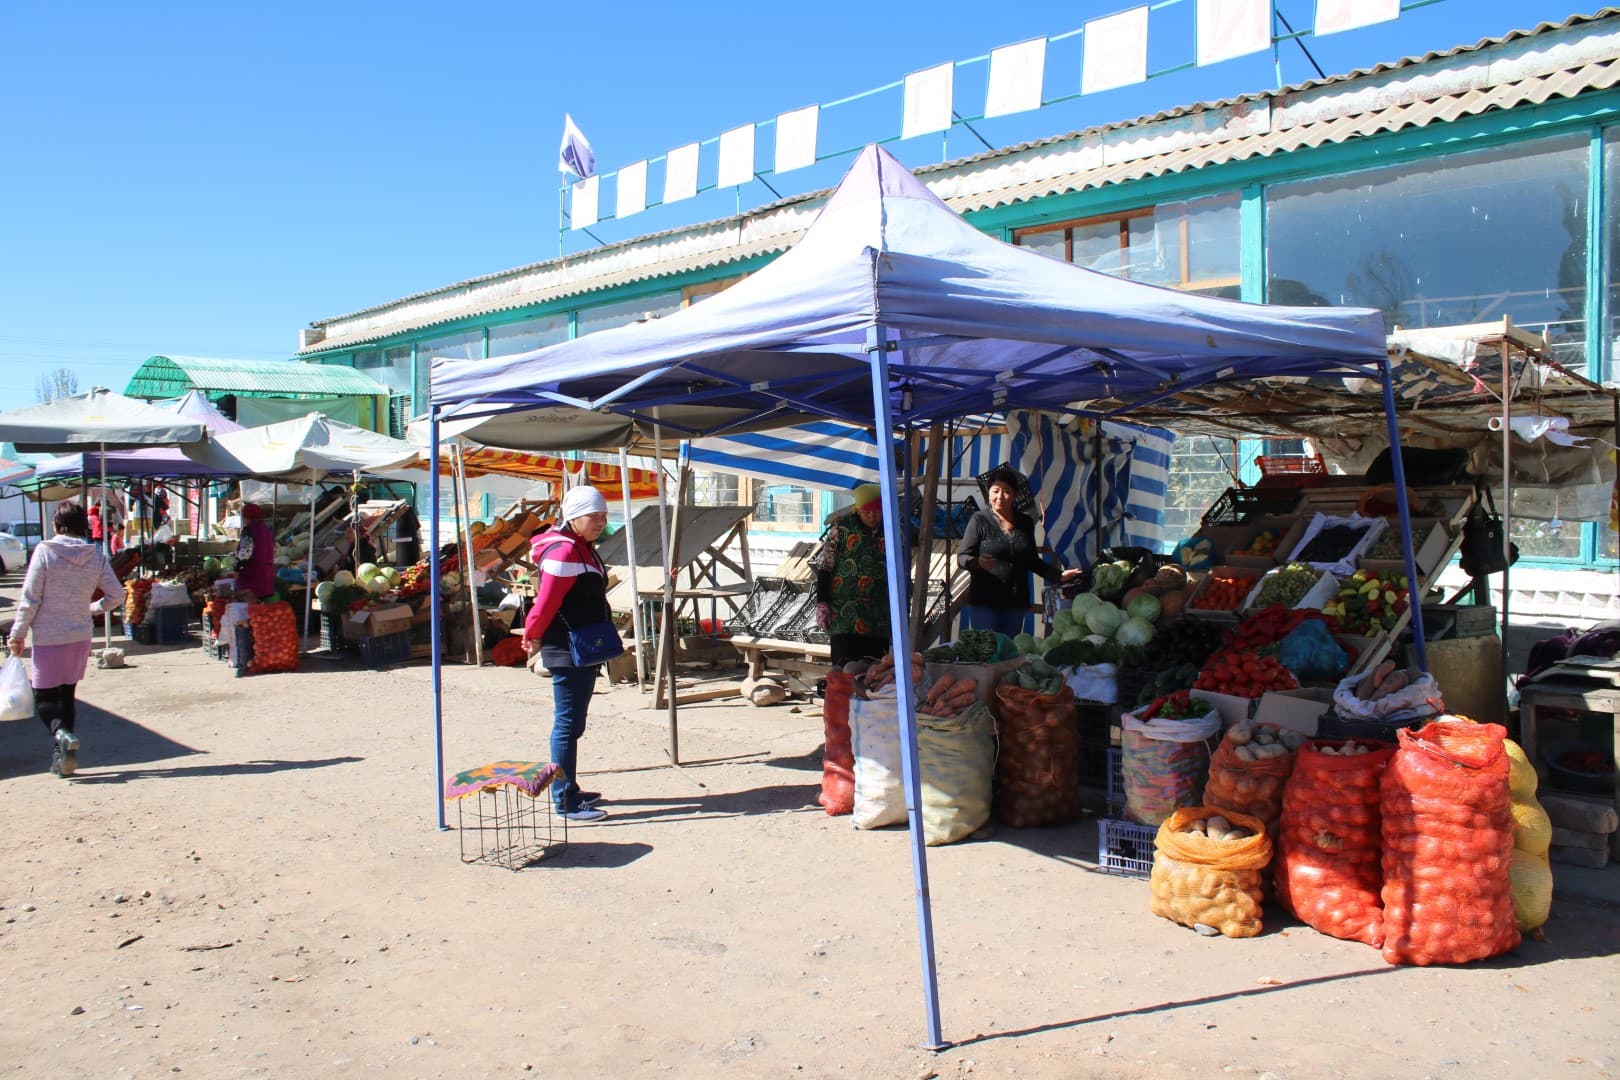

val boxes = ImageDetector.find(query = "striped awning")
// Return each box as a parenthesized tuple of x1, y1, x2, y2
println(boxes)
(425, 446, 662, 501)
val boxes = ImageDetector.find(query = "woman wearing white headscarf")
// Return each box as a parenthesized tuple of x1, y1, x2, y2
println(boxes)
(523, 486, 614, 822)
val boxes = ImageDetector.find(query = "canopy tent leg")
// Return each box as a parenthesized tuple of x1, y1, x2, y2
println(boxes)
(618, 448, 648, 689)
(429, 415, 448, 831)
(1378, 353, 1428, 672)
(99, 445, 112, 654)
(867, 325, 947, 1053)
(302, 482, 319, 647)
(661, 466, 692, 766)
(1498, 324, 1513, 703)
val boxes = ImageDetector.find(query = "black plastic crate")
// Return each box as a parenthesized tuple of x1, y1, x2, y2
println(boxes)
(149, 604, 190, 645)
(359, 630, 412, 669)
(320, 610, 356, 654)
(1201, 486, 1304, 527)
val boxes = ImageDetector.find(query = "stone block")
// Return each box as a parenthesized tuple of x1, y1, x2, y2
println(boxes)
(1549, 844, 1610, 869)
(1539, 791, 1619, 834)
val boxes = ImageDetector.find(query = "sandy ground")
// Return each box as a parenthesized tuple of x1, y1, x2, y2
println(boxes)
(1, 595, 1618, 1078)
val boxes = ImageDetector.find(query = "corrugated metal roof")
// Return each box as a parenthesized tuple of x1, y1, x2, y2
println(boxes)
(299, 8, 1620, 356)
(126, 355, 389, 399)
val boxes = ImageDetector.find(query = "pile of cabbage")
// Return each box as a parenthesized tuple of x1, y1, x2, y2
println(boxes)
(1014, 588, 1164, 666)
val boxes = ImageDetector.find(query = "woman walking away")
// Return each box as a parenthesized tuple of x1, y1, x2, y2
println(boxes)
(7, 502, 124, 777)
(957, 466, 1079, 638)
(522, 486, 616, 823)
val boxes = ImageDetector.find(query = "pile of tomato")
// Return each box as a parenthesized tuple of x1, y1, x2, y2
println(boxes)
(1193, 649, 1298, 697)
(1188, 570, 1255, 613)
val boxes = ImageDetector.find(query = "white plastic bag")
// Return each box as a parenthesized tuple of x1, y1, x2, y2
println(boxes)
(0, 657, 35, 722)
(850, 688, 906, 829)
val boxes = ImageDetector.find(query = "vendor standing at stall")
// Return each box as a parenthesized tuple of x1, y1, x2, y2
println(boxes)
(957, 466, 1078, 638)
(391, 503, 422, 567)
(234, 503, 277, 601)
(813, 483, 890, 667)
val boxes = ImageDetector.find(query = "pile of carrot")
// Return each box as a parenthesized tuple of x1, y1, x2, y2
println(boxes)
(919, 672, 980, 717)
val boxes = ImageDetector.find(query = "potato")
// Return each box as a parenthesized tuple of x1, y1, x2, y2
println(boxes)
(1227, 724, 1253, 746)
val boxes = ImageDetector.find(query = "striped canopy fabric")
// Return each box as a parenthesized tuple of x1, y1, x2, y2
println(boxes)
(686, 411, 1170, 561)
(457, 447, 663, 501)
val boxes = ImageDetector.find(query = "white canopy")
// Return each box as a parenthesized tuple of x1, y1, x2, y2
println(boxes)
(0, 388, 210, 452)
(182, 413, 419, 482)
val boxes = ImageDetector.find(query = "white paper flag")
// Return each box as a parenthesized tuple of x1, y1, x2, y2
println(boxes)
(1082, 7, 1149, 95)
(571, 175, 599, 230)
(718, 124, 756, 188)
(985, 38, 1047, 118)
(664, 142, 699, 204)
(902, 62, 954, 139)
(1315, 0, 1399, 36)
(1197, 0, 1272, 66)
(775, 105, 819, 174)
(615, 159, 647, 219)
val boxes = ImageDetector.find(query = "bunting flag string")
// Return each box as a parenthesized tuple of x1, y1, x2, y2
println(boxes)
(565, 0, 1425, 233)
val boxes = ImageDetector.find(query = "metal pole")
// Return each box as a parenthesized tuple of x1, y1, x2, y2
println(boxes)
(429, 414, 447, 830)
(99, 445, 111, 652)
(1378, 353, 1427, 672)
(303, 481, 318, 646)
(654, 421, 681, 764)
(1499, 322, 1513, 702)
(867, 325, 946, 1052)
(618, 447, 648, 688)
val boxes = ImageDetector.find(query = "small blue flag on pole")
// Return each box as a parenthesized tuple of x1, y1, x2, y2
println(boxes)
(559, 114, 596, 178)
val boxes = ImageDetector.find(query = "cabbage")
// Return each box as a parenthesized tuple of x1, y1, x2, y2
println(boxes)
(315, 581, 337, 604)
(332, 569, 356, 588)
(1071, 592, 1102, 616)
(1092, 563, 1129, 596)
(1126, 592, 1162, 623)
(1085, 602, 1123, 638)
(1116, 616, 1156, 648)
(1083, 634, 1109, 646)
(1052, 609, 1076, 634)
(1013, 632, 1039, 656)
(356, 563, 380, 584)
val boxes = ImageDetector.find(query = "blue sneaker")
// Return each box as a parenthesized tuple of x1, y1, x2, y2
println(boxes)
(559, 806, 606, 823)
(576, 790, 602, 806)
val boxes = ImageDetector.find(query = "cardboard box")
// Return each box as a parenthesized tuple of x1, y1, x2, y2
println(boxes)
(1253, 688, 1336, 736)
(498, 532, 530, 558)
(1358, 518, 1449, 578)
(1224, 516, 1305, 569)
(1185, 565, 1262, 623)
(1189, 689, 1257, 728)
(347, 603, 414, 640)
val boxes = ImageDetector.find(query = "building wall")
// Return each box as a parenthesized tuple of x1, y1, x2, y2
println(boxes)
(297, 16, 1620, 573)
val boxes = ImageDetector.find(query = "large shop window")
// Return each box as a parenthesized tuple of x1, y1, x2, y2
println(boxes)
(1013, 195, 1240, 298)
(488, 314, 569, 357)
(1268, 136, 1590, 371)
(754, 483, 817, 529)
(352, 346, 413, 396)
(1018, 197, 1243, 550)
(576, 291, 682, 336)
(415, 331, 482, 404)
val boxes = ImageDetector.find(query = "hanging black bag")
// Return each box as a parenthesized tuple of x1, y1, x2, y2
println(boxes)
(1458, 484, 1518, 578)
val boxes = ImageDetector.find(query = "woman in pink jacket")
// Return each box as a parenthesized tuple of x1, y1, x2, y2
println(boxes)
(7, 502, 124, 777)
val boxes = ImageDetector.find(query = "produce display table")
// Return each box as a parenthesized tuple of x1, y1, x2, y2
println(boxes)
(728, 635, 833, 682)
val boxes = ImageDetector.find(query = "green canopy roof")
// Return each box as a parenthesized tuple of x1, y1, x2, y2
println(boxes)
(125, 355, 389, 400)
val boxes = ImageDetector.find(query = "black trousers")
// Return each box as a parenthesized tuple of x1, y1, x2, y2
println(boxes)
(36, 683, 79, 738)
(829, 633, 888, 668)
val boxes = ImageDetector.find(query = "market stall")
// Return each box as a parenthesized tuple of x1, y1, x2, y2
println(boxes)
(429, 145, 1423, 1047)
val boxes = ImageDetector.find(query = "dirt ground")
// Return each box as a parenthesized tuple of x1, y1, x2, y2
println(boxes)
(1, 606, 1618, 1079)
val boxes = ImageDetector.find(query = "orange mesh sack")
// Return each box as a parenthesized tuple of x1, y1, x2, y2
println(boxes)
(1273, 739, 1395, 946)
(1379, 721, 1520, 966)
(992, 683, 1082, 828)
(204, 597, 230, 638)
(1204, 722, 1301, 833)
(1149, 807, 1273, 938)
(1121, 709, 1220, 827)
(246, 602, 300, 674)
(819, 671, 856, 816)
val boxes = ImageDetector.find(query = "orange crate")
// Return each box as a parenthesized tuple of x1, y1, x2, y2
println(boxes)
(1255, 455, 1326, 489)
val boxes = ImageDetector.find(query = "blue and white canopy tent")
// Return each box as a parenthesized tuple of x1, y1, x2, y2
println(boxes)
(430, 145, 1413, 1050)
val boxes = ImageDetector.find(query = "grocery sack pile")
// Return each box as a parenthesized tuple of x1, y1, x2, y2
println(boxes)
(1273, 739, 1394, 946)
(1379, 721, 1519, 965)
(818, 671, 856, 816)
(993, 672, 1082, 828)
(1149, 807, 1273, 937)
(1203, 720, 1304, 833)
(1121, 698, 1220, 827)
(916, 701, 995, 845)
(850, 653, 925, 830)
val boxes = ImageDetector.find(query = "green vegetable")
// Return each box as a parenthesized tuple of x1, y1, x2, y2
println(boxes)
(1013, 632, 1039, 657)
(1085, 602, 1123, 638)
(1125, 593, 1161, 623)
(1115, 615, 1156, 648)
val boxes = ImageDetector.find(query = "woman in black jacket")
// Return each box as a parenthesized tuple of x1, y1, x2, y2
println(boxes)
(956, 467, 1078, 638)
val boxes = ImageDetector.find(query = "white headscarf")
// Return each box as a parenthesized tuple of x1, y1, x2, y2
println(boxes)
(560, 486, 608, 521)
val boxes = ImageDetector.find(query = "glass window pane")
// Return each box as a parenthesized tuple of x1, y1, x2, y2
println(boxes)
(1018, 230, 1066, 261)
(1071, 221, 1122, 272)
(576, 291, 682, 336)
(754, 483, 816, 526)
(1125, 215, 1178, 286)
(1267, 137, 1589, 373)
(489, 314, 569, 357)
(1182, 197, 1241, 286)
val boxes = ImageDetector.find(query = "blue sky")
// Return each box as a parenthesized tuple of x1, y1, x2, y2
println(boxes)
(0, 0, 1591, 414)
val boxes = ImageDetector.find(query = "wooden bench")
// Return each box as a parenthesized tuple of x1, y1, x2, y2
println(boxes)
(728, 635, 832, 683)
